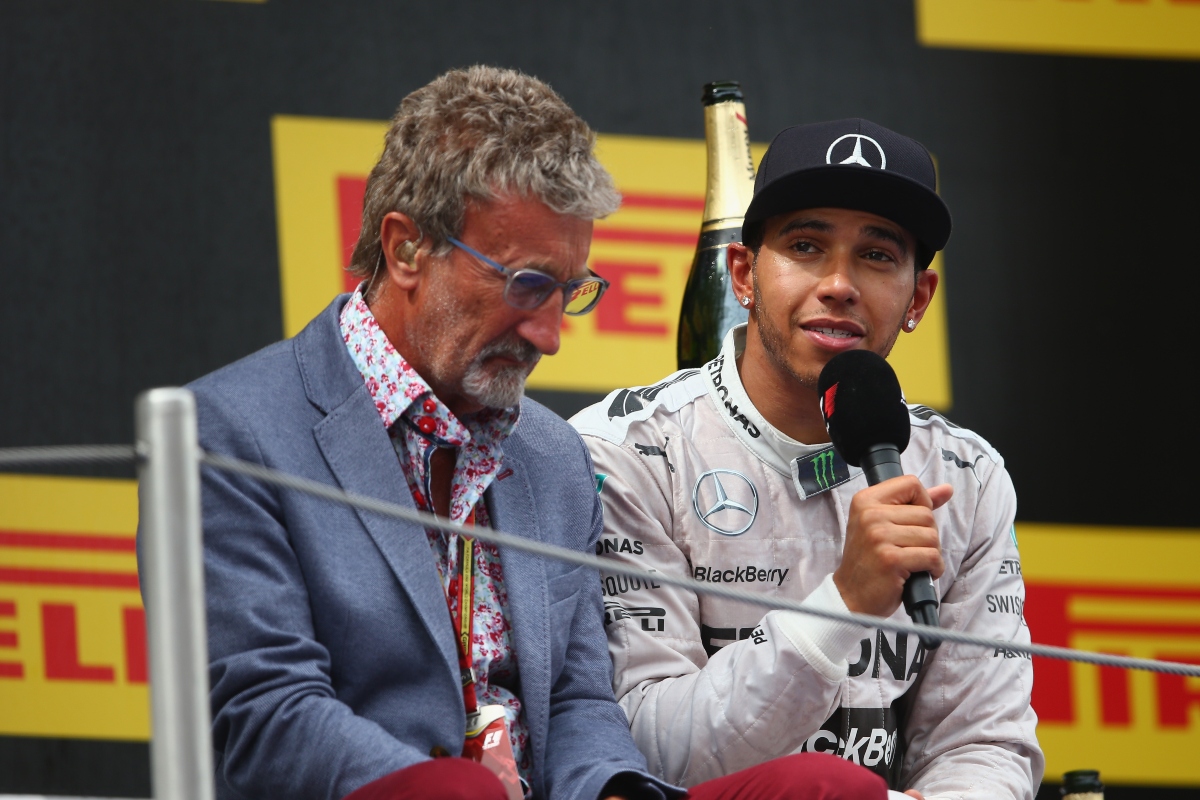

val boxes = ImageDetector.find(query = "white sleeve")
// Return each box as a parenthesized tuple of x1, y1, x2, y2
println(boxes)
(587, 435, 868, 787)
(901, 462, 1045, 799)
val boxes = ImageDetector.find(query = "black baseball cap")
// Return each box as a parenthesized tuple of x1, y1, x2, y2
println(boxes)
(744, 118, 951, 267)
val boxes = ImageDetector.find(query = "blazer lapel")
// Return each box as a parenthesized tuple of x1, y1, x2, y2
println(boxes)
(486, 453, 551, 777)
(297, 299, 458, 686)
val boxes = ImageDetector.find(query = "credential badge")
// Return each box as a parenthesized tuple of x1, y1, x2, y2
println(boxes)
(692, 469, 759, 536)
(826, 134, 886, 170)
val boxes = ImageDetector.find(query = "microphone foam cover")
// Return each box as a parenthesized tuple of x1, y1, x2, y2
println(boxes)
(816, 350, 911, 467)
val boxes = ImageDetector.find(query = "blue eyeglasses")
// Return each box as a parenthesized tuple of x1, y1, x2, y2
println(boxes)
(448, 237, 609, 316)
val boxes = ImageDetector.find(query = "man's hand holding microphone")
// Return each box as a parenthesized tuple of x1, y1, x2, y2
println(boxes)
(818, 349, 950, 641)
(818, 350, 953, 800)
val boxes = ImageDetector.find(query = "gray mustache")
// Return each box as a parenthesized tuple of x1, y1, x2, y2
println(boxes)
(476, 336, 541, 369)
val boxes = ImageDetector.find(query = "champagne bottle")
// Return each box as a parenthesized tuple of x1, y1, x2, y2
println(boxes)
(676, 81, 757, 369)
(1061, 770, 1103, 799)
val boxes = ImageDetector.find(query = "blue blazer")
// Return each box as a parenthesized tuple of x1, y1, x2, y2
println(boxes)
(184, 297, 669, 800)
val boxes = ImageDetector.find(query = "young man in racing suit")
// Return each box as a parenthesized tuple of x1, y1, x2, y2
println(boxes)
(572, 119, 1043, 799)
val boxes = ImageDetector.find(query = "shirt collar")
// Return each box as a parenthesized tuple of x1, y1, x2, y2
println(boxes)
(338, 286, 520, 443)
(703, 324, 861, 486)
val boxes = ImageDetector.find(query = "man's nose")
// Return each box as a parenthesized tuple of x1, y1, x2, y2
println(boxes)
(516, 291, 563, 356)
(817, 252, 861, 306)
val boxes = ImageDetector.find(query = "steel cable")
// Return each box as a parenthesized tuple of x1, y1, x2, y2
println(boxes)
(3, 444, 1198, 677)
(198, 450, 1200, 678)
(0, 444, 138, 468)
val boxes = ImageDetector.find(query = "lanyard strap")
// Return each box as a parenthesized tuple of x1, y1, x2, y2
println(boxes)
(404, 439, 482, 715)
(446, 510, 478, 714)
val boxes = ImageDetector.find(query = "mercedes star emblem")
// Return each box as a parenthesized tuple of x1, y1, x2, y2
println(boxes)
(826, 133, 886, 170)
(692, 469, 759, 536)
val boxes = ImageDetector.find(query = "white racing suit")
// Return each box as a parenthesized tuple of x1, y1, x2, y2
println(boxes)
(570, 325, 1043, 798)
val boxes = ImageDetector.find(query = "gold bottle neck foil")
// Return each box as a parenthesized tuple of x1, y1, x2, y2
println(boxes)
(700, 98, 756, 234)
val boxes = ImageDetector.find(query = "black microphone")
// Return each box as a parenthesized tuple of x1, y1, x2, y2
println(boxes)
(817, 350, 941, 648)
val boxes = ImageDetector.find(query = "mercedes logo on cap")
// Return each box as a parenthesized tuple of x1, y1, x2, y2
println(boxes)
(826, 134, 886, 170)
(692, 469, 759, 536)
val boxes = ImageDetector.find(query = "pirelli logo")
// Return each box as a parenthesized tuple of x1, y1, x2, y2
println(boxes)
(1030, 583, 1200, 725)
(1020, 523, 1200, 785)
(0, 474, 148, 740)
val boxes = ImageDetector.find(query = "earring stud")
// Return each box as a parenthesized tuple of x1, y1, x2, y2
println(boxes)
(741, 297, 750, 306)
(906, 319, 916, 330)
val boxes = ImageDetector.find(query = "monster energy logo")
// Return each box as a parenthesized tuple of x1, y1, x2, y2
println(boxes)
(794, 447, 851, 500)
(813, 450, 836, 490)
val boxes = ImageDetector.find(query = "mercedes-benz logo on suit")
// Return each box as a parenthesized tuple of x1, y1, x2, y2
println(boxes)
(692, 469, 759, 536)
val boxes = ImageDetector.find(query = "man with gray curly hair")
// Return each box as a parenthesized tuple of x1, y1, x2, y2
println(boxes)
(348, 65, 622, 412)
(188, 65, 890, 800)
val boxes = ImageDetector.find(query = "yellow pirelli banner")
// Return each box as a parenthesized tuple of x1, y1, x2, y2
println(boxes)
(1021, 525, 1200, 785)
(917, 0, 1200, 60)
(270, 115, 953, 409)
(4, 469, 1200, 785)
(0, 474, 147, 740)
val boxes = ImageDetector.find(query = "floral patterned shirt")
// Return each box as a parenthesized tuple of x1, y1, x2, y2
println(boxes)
(339, 288, 529, 777)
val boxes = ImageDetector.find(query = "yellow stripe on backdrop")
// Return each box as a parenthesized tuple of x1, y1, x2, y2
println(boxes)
(271, 116, 953, 408)
(0, 475, 146, 740)
(916, 0, 1200, 61)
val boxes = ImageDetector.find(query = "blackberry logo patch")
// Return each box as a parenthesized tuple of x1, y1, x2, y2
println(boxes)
(800, 704, 903, 785)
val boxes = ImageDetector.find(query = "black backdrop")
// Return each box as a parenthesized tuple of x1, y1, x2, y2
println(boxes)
(2, 1, 1198, 796)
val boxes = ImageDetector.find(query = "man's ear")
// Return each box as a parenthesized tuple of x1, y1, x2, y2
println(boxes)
(379, 212, 425, 288)
(727, 242, 755, 311)
(906, 268, 939, 329)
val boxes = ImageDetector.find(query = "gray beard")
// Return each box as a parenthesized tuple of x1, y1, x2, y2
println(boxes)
(412, 273, 540, 411)
(461, 335, 541, 410)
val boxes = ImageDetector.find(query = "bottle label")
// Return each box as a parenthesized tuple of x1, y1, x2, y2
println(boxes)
(702, 101, 755, 224)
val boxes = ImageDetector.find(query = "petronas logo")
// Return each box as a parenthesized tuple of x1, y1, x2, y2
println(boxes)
(813, 450, 836, 490)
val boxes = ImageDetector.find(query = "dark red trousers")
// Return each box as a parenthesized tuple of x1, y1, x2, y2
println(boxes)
(341, 752, 887, 800)
(687, 753, 887, 799)
(342, 758, 507, 800)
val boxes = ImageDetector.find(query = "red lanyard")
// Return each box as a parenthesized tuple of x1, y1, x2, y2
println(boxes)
(404, 439, 481, 715)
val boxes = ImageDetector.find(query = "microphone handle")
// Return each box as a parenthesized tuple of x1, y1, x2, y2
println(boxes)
(859, 444, 942, 649)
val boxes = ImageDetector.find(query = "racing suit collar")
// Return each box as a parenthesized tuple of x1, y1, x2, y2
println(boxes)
(704, 325, 863, 492)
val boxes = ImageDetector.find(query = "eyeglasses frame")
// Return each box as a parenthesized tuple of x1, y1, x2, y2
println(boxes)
(447, 237, 609, 316)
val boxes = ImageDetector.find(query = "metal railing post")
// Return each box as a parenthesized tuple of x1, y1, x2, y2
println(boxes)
(136, 388, 214, 800)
